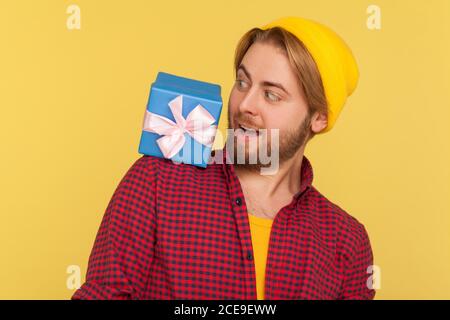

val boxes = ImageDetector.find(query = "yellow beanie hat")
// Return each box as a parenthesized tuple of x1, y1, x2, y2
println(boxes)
(261, 17, 359, 134)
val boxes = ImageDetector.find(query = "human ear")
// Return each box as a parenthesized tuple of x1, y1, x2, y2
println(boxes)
(310, 111, 328, 134)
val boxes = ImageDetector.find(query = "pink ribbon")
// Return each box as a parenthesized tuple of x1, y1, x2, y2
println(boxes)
(142, 95, 217, 159)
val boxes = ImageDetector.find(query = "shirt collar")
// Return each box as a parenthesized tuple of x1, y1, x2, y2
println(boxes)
(219, 143, 314, 200)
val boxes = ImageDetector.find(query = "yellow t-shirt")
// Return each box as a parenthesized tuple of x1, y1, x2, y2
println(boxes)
(248, 213, 274, 300)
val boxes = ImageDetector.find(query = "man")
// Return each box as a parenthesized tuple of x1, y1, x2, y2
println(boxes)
(73, 17, 375, 300)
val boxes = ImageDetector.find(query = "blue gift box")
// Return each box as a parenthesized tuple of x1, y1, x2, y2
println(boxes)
(138, 72, 223, 168)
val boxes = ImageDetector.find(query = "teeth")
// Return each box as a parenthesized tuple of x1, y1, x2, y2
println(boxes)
(239, 124, 258, 131)
(237, 124, 259, 137)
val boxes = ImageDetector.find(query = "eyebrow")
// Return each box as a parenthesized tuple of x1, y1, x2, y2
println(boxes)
(237, 64, 290, 96)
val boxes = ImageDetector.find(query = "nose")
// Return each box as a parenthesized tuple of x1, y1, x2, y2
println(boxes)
(238, 88, 260, 117)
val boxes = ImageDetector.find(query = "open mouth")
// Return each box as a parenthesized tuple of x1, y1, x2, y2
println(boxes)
(237, 123, 260, 137)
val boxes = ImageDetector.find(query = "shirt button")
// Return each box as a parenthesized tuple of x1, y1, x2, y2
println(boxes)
(246, 250, 253, 261)
(235, 197, 242, 206)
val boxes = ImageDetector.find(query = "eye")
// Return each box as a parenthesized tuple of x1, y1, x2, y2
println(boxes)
(265, 91, 281, 102)
(235, 79, 249, 90)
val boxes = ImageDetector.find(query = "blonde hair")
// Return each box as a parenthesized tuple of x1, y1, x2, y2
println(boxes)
(233, 27, 328, 138)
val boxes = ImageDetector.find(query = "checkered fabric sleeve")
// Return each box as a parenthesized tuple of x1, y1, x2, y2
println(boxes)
(72, 156, 156, 300)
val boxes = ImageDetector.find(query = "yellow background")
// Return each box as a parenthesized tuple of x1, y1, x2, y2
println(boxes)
(1, 0, 449, 299)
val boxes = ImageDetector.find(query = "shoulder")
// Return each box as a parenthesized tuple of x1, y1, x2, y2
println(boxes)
(305, 186, 371, 251)
(121, 155, 162, 183)
(128, 155, 191, 174)
(131, 154, 170, 170)
(128, 154, 223, 182)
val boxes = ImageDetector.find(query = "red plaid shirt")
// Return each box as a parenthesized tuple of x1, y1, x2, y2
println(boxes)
(72, 145, 375, 300)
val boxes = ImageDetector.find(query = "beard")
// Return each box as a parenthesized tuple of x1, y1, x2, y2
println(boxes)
(226, 111, 312, 173)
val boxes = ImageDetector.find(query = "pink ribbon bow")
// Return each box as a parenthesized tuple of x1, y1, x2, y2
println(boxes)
(142, 95, 217, 159)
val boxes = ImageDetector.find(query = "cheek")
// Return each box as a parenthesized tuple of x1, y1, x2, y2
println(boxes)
(229, 87, 241, 110)
(264, 110, 284, 129)
(228, 88, 244, 121)
(265, 109, 298, 133)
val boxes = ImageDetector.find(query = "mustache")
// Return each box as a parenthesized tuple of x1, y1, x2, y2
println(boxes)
(234, 115, 261, 129)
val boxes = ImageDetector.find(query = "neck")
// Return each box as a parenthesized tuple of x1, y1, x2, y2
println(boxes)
(233, 146, 306, 200)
